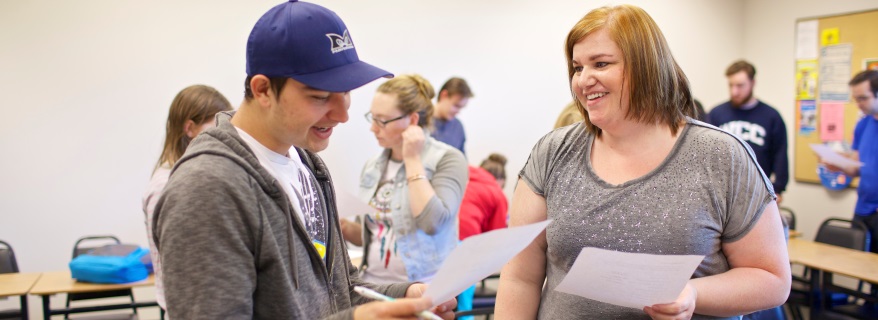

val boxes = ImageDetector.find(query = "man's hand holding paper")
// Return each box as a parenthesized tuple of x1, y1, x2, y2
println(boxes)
(810, 143, 863, 174)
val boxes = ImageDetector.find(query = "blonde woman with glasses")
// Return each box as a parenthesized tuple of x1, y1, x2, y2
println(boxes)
(341, 74, 468, 284)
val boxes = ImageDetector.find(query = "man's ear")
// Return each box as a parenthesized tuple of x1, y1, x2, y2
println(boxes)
(438, 89, 449, 102)
(183, 119, 198, 139)
(249, 75, 274, 107)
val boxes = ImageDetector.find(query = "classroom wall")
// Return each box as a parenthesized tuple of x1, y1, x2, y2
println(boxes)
(14, 0, 868, 317)
(0, 0, 742, 273)
(741, 0, 878, 240)
(10, 0, 878, 317)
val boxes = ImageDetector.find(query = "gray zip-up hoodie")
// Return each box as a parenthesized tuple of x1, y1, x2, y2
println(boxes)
(154, 112, 410, 319)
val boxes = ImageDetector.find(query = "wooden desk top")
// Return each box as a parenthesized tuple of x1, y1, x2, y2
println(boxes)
(0, 272, 42, 297)
(28, 271, 155, 296)
(788, 230, 802, 238)
(788, 238, 878, 284)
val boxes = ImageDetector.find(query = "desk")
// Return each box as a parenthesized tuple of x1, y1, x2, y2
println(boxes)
(0, 272, 41, 320)
(787, 238, 878, 318)
(788, 238, 878, 284)
(28, 271, 157, 320)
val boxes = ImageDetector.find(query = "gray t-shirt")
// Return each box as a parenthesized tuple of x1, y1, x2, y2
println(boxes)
(521, 120, 774, 320)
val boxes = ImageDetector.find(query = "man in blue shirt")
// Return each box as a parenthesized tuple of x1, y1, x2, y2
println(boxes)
(709, 60, 789, 203)
(823, 70, 878, 254)
(432, 77, 473, 154)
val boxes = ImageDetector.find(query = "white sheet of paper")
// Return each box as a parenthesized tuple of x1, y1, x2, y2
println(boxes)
(555, 247, 704, 310)
(422, 220, 552, 306)
(810, 144, 863, 170)
(796, 20, 818, 60)
(334, 188, 373, 220)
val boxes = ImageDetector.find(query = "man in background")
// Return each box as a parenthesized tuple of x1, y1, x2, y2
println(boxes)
(154, 1, 455, 319)
(709, 60, 789, 203)
(433, 77, 474, 154)
(822, 70, 878, 254)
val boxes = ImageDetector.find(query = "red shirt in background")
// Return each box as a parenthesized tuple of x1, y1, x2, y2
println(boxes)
(459, 166, 508, 240)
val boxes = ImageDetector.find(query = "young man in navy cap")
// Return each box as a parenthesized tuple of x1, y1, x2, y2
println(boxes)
(154, 1, 456, 319)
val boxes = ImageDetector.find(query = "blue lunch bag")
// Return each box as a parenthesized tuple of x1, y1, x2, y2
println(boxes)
(69, 244, 149, 284)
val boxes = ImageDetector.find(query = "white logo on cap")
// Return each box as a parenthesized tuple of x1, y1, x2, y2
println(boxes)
(326, 30, 354, 54)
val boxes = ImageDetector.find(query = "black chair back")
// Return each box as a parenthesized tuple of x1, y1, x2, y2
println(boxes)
(0, 240, 18, 274)
(0, 240, 24, 319)
(779, 207, 796, 230)
(814, 218, 871, 251)
(72, 235, 121, 258)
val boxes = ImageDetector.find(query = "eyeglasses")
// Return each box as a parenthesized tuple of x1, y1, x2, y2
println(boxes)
(364, 111, 408, 128)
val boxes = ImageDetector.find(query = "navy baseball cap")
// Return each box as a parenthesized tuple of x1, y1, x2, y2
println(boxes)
(246, 0, 393, 92)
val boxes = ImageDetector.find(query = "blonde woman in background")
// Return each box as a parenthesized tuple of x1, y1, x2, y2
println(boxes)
(341, 74, 468, 283)
(142, 85, 232, 316)
(554, 100, 584, 129)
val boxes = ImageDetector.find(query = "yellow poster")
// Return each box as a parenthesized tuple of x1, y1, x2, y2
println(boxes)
(796, 60, 818, 100)
(821, 28, 839, 46)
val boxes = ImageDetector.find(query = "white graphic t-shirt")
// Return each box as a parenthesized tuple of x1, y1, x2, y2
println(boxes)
(236, 128, 328, 259)
(363, 160, 409, 283)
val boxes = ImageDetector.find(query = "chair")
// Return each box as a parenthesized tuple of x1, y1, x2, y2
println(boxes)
(0, 240, 25, 320)
(456, 274, 498, 320)
(0, 240, 18, 273)
(473, 273, 499, 299)
(66, 235, 138, 320)
(471, 274, 498, 320)
(779, 207, 796, 231)
(820, 272, 878, 319)
(815, 218, 870, 250)
(816, 219, 875, 319)
(785, 218, 872, 320)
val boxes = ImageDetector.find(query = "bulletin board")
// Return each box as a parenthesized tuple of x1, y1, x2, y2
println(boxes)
(793, 8, 878, 186)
